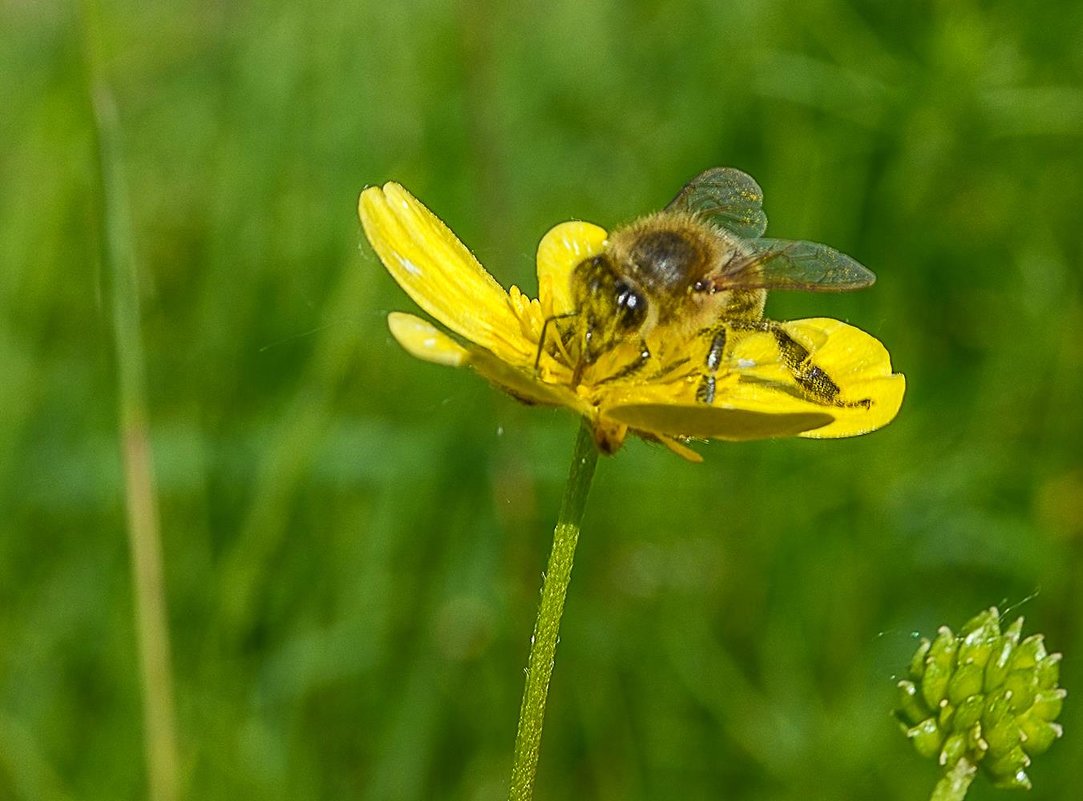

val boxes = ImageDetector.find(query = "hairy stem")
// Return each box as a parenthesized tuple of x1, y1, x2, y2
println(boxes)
(508, 421, 599, 801)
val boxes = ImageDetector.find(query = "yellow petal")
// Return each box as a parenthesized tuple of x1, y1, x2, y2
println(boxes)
(469, 347, 592, 411)
(387, 312, 469, 367)
(798, 372, 905, 437)
(359, 184, 534, 363)
(600, 317, 903, 441)
(779, 318, 905, 438)
(388, 310, 585, 409)
(671, 318, 904, 439)
(604, 400, 833, 441)
(535, 221, 608, 317)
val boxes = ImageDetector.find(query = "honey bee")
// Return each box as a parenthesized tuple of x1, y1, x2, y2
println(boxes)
(555, 168, 875, 407)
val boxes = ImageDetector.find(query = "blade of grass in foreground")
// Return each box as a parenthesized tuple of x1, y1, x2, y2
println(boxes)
(81, 3, 180, 800)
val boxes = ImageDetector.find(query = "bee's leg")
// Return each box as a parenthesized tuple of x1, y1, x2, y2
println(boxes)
(596, 340, 652, 385)
(723, 289, 766, 322)
(534, 312, 578, 376)
(768, 324, 870, 408)
(695, 326, 728, 405)
(729, 320, 869, 408)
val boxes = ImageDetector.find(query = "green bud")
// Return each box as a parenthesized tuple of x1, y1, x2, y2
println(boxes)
(922, 627, 958, 708)
(991, 767, 1032, 791)
(983, 621, 1020, 692)
(895, 608, 1065, 794)
(895, 680, 927, 727)
(907, 717, 944, 759)
(959, 608, 998, 636)
(1030, 687, 1066, 721)
(1010, 633, 1047, 671)
(908, 637, 931, 681)
(981, 687, 1014, 732)
(956, 609, 1000, 669)
(953, 694, 984, 731)
(937, 700, 954, 730)
(939, 731, 968, 767)
(1018, 717, 1062, 755)
(983, 711, 1022, 757)
(993, 770, 1032, 791)
(984, 744, 1031, 788)
(946, 660, 985, 706)
(1003, 668, 1038, 713)
(1035, 651, 1061, 689)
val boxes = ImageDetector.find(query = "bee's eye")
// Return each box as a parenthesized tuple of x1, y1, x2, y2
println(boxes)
(692, 279, 711, 293)
(614, 280, 646, 330)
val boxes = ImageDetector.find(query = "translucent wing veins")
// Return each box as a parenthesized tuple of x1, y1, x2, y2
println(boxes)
(715, 238, 876, 292)
(666, 167, 768, 239)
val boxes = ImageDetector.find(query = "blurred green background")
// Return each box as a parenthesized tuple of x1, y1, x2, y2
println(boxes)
(2, 0, 1081, 799)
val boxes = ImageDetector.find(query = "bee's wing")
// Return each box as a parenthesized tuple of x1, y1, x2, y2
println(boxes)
(665, 167, 768, 239)
(715, 238, 876, 292)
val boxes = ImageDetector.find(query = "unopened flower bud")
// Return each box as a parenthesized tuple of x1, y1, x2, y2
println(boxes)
(922, 627, 958, 708)
(896, 680, 928, 726)
(894, 608, 1065, 791)
(906, 717, 944, 759)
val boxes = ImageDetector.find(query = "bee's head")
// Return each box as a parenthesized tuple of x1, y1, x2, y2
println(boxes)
(574, 254, 647, 325)
(570, 254, 649, 363)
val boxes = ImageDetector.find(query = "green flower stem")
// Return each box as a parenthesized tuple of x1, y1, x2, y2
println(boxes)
(508, 421, 600, 801)
(930, 759, 977, 801)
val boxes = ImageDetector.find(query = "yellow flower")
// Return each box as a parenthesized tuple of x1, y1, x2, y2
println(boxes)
(358, 182, 904, 462)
